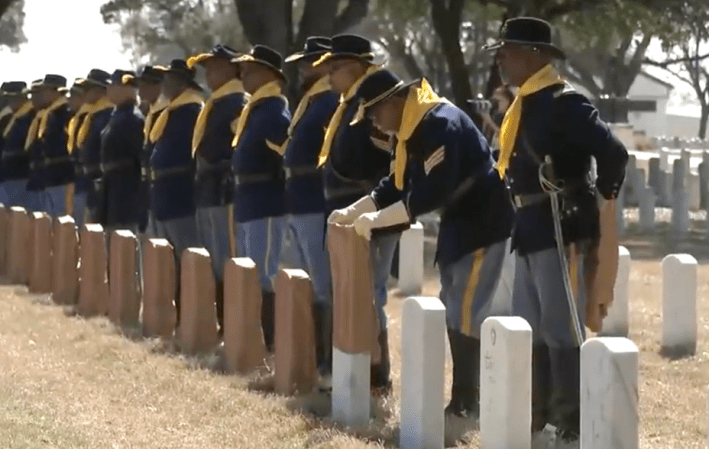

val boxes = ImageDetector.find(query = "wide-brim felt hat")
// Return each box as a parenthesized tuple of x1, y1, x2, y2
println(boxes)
(108, 69, 138, 87)
(1, 81, 28, 96)
(40, 74, 68, 91)
(155, 59, 203, 91)
(29, 79, 44, 92)
(83, 69, 111, 88)
(232, 45, 286, 81)
(313, 34, 375, 67)
(70, 78, 87, 94)
(187, 44, 241, 68)
(482, 17, 566, 60)
(136, 66, 164, 84)
(285, 36, 332, 63)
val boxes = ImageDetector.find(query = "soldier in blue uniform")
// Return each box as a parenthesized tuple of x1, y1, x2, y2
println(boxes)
(76, 69, 113, 225)
(231, 46, 291, 351)
(0, 82, 28, 207)
(100, 70, 145, 233)
(282, 37, 339, 380)
(483, 18, 628, 448)
(24, 79, 49, 213)
(148, 59, 203, 323)
(317, 35, 398, 392)
(33, 75, 73, 218)
(136, 66, 167, 235)
(187, 45, 247, 335)
(349, 69, 515, 418)
(2, 82, 35, 211)
(67, 78, 92, 227)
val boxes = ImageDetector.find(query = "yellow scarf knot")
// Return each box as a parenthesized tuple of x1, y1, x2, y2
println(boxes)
(76, 97, 114, 150)
(3, 101, 33, 138)
(149, 90, 204, 144)
(231, 81, 287, 148)
(66, 103, 92, 154)
(393, 78, 450, 190)
(496, 64, 564, 177)
(143, 98, 169, 144)
(37, 96, 69, 140)
(192, 79, 244, 156)
(317, 66, 380, 167)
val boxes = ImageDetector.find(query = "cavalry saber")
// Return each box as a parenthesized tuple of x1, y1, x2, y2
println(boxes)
(541, 156, 584, 347)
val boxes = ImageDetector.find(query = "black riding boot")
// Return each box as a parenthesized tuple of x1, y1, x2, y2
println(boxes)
(445, 329, 480, 419)
(550, 346, 580, 443)
(261, 290, 275, 352)
(312, 303, 332, 376)
(215, 282, 224, 337)
(532, 344, 553, 432)
(371, 330, 392, 394)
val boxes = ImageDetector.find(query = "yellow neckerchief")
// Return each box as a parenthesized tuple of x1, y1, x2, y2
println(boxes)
(38, 96, 69, 140)
(288, 76, 331, 137)
(3, 100, 33, 138)
(192, 78, 244, 156)
(317, 65, 380, 167)
(0, 106, 11, 122)
(149, 89, 204, 144)
(496, 64, 564, 177)
(143, 97, 169, 144)
(393, 78, 451, 190)
(76, 97, 114, 150)
(231, 81, 287, 148)
(67, 103, 92, 154)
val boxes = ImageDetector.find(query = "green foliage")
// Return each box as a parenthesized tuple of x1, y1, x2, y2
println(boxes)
(0, 0, 26, 51)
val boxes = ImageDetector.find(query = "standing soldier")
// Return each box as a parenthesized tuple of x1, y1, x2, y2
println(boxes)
(0, 83, 19, 206)
(76, 69, 113, 225)
(24, 79, 49, 212)
(231, 46, 291, 351)
(34, 75, 73, 218)
(316, 35, 397, 393)
(136, 66, 167, 235)
(187, 45, 247, 335)
(65, 78, 88, 219)
(347, 69, 515, 419)
(101, 70, 144, 234)
(2, 81, 35, 210)
(483, 18, 628, 448)
(148, 59, 203, 323)
(282, 37, 339, 381)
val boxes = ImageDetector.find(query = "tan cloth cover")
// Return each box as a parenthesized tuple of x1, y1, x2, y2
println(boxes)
(29, 212, 52, 294)
(585, 200, 620, 332)
(108, 230, 140, 328)
(142, 238, 176, 339)
(274, 268, 318, 395)
(0, 204, 8, 276)
(52, 216, 78, 305)
(179, 248, 218, 353)
(78, 224, 109, 317)
(327, 223, 381, 363)
(8, 207, 30, 285)
(224, 257, 267, 374)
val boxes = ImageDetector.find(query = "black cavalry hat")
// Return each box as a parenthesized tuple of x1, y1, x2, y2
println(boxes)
(482, 17, 566, 60)
(155, 59, 203, 91)
(285, 36, 332, 63)
(1, 81, 28, 96)
(136, 65, 164, 84)
(70, 78, 87, 95)
(84, 69, 111, 88)
(29, 79, 44, 92)
(350, 69, 414, 125)
(232, 45, 286, 81)
(41, 74, 68, 91)
(313, 34, 375, 67)
(187, 44, 241, 68)
(108, 69, 138, 86)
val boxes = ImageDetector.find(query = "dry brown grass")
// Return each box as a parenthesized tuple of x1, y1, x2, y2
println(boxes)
(0, 241, 707, 448)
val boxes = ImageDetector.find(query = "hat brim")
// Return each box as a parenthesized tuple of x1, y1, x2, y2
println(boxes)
(312, 51, 375, 67)
(232, 55, 286, 81)
(284, 50, 328, 63)
(351, 80, 415, 126)
(187, 53, 238, 69)
(83, 79, 109, 88)
(482, 40, 566, 60)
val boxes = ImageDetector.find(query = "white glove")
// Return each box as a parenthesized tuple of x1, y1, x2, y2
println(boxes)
(327, 195, 377, 225)
(353, 200, 410, 240)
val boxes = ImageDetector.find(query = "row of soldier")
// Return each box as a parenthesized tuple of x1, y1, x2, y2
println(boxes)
(0, 17, 630, 449)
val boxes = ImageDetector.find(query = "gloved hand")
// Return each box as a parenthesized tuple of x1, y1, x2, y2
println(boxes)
(327, 195, 377, 225)
(353, 200, 410, 240)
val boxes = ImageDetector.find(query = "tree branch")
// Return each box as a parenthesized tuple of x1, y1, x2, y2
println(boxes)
(644, 53, 709, 68)
(334, 0, 370, 34)
(543, 0, 599, 19)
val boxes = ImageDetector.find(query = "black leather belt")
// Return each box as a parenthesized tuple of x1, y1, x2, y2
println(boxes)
(513, 193, 549, 208)
(233, 172, 278, 186)
(196, 157, 230, 175)
(101, 159, 134, 173)
(82, 164, 101, 177)
(44, 155, 71, 166)
(284, 165, 319, 180)
(149, 165, 193, 181)
(2, 151, 25, 161)
(29, 161, 44, 170)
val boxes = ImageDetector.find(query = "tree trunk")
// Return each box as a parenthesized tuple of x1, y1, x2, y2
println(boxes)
(0, 0, 14, 19)
(234, 0, 291, 56)
(700, 103, 709, 139)
(430, 0, 471, 107)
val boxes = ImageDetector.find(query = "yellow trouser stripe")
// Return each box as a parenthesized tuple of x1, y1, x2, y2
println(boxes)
(568, 243, 581, 342)
(460, 247, 486, 336)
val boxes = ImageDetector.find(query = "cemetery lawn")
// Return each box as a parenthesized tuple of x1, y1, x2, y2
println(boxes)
(0, 239, 708, 448)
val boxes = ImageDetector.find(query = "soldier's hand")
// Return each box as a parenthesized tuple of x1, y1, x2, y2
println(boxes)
(327, 208, 354, 225)
(353, 212, 377, 240)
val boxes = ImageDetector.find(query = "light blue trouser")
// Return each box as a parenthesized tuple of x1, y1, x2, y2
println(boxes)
(41, 184, 67, 218)
(196, 206, 230, 281)
(439, 240, 508, 339)
(511, 246, 587, 348)
(73, 191, 88, 229)
(282, 213, 331, 306)
(5, 179, 40, 212)
(236, 216, 285, 293)
(369, 232, 401, 332)
(153, 215, 199, 261)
